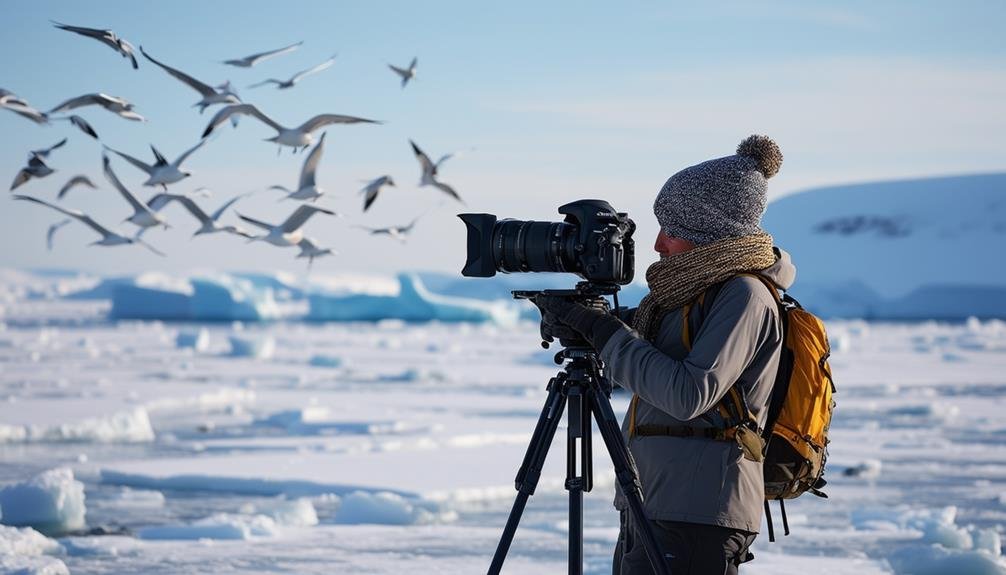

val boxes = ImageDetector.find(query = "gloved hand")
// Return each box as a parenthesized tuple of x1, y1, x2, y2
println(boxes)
(533, 295, 625, 350)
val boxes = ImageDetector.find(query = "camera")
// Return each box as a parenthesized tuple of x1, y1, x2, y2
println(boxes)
(458, 199, 635, 284)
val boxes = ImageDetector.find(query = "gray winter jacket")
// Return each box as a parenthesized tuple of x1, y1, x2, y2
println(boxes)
(599, 249, 797, 533)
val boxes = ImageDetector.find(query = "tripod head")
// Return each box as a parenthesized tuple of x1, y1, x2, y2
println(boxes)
(513, 281, 622, 350)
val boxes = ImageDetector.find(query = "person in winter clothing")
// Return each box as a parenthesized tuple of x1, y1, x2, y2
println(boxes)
(537, 135, 795, 575)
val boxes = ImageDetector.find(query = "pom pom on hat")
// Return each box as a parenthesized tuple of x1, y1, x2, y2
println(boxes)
(737, 134, 783, 179)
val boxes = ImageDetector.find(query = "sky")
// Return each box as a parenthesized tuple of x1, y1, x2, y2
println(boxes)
(1, 1, 1004, 277)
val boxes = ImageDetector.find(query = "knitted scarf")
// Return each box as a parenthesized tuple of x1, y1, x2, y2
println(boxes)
(632, 233, 777, 340)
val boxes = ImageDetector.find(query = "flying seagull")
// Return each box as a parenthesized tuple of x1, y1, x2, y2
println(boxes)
(0, 94, 99, 138)
(46, 219, 73, 251)
(202, 103, 379, 151)
(359, 175, 395, 212)
(51, 21, 138, 69)
(102, 154, 169, 231)
(249, 54, 337, 90)
(13, 195, 164, 255)
(269, 132, 328, 201)
(357, 217, 420, 243)
(222, 41, 303, 68)
(147, 192, 253, 238)
(104, 139, 207, 189)
(141, 46, 241, 113)
(58, 175, 98, 200)
(238, 204, 336, 247)
(410, 140, 464, 204)
(388, 57, 417, 89)
(49, 93, 144, 122)
(10, 139, 66, 191)
(296, 237, 336, 269)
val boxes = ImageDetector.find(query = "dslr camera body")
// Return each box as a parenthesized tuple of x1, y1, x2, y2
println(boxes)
(459, 199, 635, 285)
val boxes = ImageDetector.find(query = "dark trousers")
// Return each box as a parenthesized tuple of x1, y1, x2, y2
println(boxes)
(612, 511, 756, 575)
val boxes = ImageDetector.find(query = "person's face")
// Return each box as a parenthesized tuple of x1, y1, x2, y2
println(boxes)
(654, 230, 695, 258)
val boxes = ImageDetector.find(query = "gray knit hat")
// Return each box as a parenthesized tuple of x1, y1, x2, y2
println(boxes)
(654, 135, 783, 245)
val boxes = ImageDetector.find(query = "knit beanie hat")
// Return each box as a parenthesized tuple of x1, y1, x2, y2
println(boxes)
(654, 135, 783, 245)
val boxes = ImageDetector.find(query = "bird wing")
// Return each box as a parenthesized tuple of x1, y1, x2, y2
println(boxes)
(105, 146, 154, 175)
(209, 192, 251, 221)
(33, 138, 67, 158)
(149, 193, 211, 223)
(433, 180, 464, 204)
(50, 21, 113, 45)
(13, 194, 117, 239)
(10, 169, 32, 191)
(297, 113, 380, 133)
(410, 140, 436, 176)
(299, 132, 326, 189)
(409, 57, 418, 71)
(2, 103, 48, 124)
(120, 39, 139, 69)
(237, 213, 274, 231)
(149, 145, 169, 166)
(140, 46, 216, 97)
(388, 64, 408, 78)
(102, 154, 149, 213)
(289, 56, 336, 84)
(58, 175, 97, 200)
(46, 219, 73, 251)
(173, 138, 207, 168)
(48, 93, 102, 113)
(280, 204, 335, 233)
(203, 104, 282, 138)
(232, 41, 303, 67)
(67, 115, 99, 139)
(133, 235, 166, 256)
(248, 79, 282, 89)
(362, 187, 379, 212)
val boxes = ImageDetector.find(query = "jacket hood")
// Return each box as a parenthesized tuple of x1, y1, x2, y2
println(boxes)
(761, 247, 796, 291)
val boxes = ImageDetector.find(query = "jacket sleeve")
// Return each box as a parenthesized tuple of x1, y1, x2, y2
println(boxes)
(599, 280, 776, 421)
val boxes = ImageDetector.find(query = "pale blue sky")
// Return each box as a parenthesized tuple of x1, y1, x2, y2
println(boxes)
(2, 1, 1004, 276)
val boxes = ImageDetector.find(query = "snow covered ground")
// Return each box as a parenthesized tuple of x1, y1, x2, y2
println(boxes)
(2, 272, 1006, 574)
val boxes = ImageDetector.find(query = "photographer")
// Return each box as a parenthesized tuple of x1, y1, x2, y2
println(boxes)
(537, 135, 795, 574)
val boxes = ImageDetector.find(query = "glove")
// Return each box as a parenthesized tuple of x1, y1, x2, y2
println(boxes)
(533, 295, 625, 350)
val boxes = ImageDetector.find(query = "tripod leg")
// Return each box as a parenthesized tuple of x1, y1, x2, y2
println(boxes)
(588, 389, 673, 575)
(566, 384, 589, 575)
(488, 379, 568, 575)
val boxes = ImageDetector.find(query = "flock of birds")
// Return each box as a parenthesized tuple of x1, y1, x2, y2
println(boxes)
(2, 21, 465, 268)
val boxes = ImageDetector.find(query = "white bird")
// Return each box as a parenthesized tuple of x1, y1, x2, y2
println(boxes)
(249, 54, 337, 90)
(102, 154, 169, 231)
(296, 237, 336, 268)
(269, 132, 328, 201)
(141, 47, 242, 113)
(46, 219, 73, 251)
(51, 21, 138, 69)
(105, 139, 207, 189)
(58, 175, 98, 200)
(357, 217, 420, 243)
(10, 139, 65, 191)
(237, 204, 337, 247)
(147, 192, 253, 238)
(410, 140, 464, 204)
(0, 94, 99, 139)
(13, 195, 164, 255)
(360, 175, 396, 212)
(222, 41, 303, 68)
(49, 93, 144, 122)
(202, 103, 379, 151)
(388, 57, 417, 89)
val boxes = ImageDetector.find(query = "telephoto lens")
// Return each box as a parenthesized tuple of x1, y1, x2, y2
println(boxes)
(459, 199, 635, 284)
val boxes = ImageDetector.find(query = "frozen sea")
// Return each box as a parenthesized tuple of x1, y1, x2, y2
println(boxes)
(2, 278, 1006, 573)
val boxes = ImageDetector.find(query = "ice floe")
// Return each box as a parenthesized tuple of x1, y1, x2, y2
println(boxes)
(0, 468, 86, 533)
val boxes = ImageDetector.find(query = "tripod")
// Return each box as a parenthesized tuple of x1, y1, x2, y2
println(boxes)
(487, 344, 672, 575)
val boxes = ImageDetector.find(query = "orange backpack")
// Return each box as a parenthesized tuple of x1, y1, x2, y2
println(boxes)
(626, 273, 836, 541)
